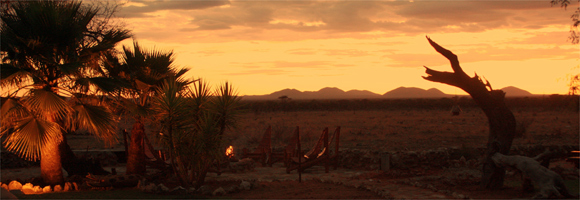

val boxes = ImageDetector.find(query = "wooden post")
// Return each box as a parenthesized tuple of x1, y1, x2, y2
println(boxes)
(297, 126, 301, 183)
(334, 126, 340, 170)
(324, 127, 329, 173)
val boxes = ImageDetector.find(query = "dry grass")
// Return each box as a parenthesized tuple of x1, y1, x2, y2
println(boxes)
(223, 108, 579, 153)
(67, 108, 578, 154)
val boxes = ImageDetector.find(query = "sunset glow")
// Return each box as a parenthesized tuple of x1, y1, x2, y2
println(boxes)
(115, 0, 579, 96)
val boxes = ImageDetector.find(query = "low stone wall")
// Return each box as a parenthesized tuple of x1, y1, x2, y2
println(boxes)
(0, 150, 120, 169)
(0, 152, 38, 169)
(2, 144, 578, 170)
(338, 144, 579, 171)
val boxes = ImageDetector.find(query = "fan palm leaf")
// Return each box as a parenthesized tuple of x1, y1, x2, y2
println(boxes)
(3, 114, 61, 161)
(24, 89, 71, 121)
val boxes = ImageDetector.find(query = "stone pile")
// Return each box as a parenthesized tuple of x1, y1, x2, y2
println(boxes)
(138, 179, 255, 196)
(338, 144, 579, 170)
(1, 180, 79, 195)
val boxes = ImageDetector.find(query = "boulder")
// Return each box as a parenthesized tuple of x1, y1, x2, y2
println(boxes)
(156, 184, 169, 194)
(33, 185, 42, 193)
(212, 187, 226, 196)
(8, 181, 22, 190)
(1, 183, 8, 191)
(64, 182, 73, 191)
(170, 186, 187, 195)
(240, 180, 251, 190)
(53, 185, 62, 192)
(197, 185, 212, 195)
(21, 183, 34, 194)
(143, 183, 156, 193)
(42, 185, 51, 193)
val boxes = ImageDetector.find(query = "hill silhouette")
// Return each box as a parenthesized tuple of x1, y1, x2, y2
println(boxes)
(382, 87, 449, 99)
(501, 86, 533, 97)
(242, 86, 534, 100)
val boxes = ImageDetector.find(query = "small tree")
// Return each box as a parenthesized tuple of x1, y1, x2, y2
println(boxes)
(152, 78, 241, 187)
(103, 41, 190, 175)
(422, 37, 516, 189)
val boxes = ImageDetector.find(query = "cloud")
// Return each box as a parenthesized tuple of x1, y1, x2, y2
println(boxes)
(222, 69, 288, 76)
(195, 50, 225, 56)
(286, 48, 318, 55)
(119, 0, 230, 18)
(225, 60, 356, 76)
(323, 49, 371, 57)
(383, 44, 577, 68)
(117, 1, 573, 44)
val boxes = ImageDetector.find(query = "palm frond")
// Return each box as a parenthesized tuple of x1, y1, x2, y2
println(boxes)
(1, 97, 28, 125)
(71, 103, 118, 145)
(3, 116, 61, 161)
(24, 89, 71, 121)
(73, 77, 128, 94)
(0, 64, 33, 89)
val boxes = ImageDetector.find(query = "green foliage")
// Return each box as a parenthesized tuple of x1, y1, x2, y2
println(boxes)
(152, 78, 241, 186)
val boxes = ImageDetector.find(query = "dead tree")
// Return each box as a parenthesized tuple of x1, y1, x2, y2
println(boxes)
(422, 36, 516, 189)
(492, 152, 576, 199)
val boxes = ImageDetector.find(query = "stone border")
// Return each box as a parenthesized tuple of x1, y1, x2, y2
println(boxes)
(338, 144, 579, 170)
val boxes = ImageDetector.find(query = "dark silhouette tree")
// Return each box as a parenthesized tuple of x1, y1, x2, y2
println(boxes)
(103, 41, 190, 175)
(422, 36, 516, 189)
(1, 0, 130, 185)
(552, 0, 579, 44)
(552, 0, 580, 95)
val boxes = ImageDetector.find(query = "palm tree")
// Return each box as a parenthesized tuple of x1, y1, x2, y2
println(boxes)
(105, 41, 190, 175)
(0, 1, 130, 185)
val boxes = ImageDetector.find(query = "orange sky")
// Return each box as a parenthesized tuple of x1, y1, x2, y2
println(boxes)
(115, 0, 579, 96)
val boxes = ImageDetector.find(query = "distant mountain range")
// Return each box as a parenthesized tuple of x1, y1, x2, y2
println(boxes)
(242, 86, 535, 100)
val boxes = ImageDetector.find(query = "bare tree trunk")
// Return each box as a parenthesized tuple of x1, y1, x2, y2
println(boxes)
(126, 118, 146, 175)
(422, 36, 516, 189)
(41, 132, 64, 185)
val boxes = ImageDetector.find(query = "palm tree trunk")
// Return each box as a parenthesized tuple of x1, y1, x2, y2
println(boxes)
(41, 132, 64, 185)
(126, 118, 146, 175)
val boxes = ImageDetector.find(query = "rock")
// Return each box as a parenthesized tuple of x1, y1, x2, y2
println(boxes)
(212, 187, 226, 196)
(21, 183, 34, 194)
(240, 181, 251, 190)
(42, 185, 51, 193)
(0, 188, 18, 199)
(156, 184, 169, 194)
(224, 185, 239, 193)
(63, 182, 72, 191)
(54, 184, 62, 192)
(187, 187, 197, 194)
(33, 185, 42, 193)
(197, 185, 212, 195)
(1, 183, 8, 191)
(170, 186, 187, 195)
(143, 183, 156, 193)
(137, 179, 148, 191)
(8, 181, 22, 190)
(72, 182, 79, 191)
